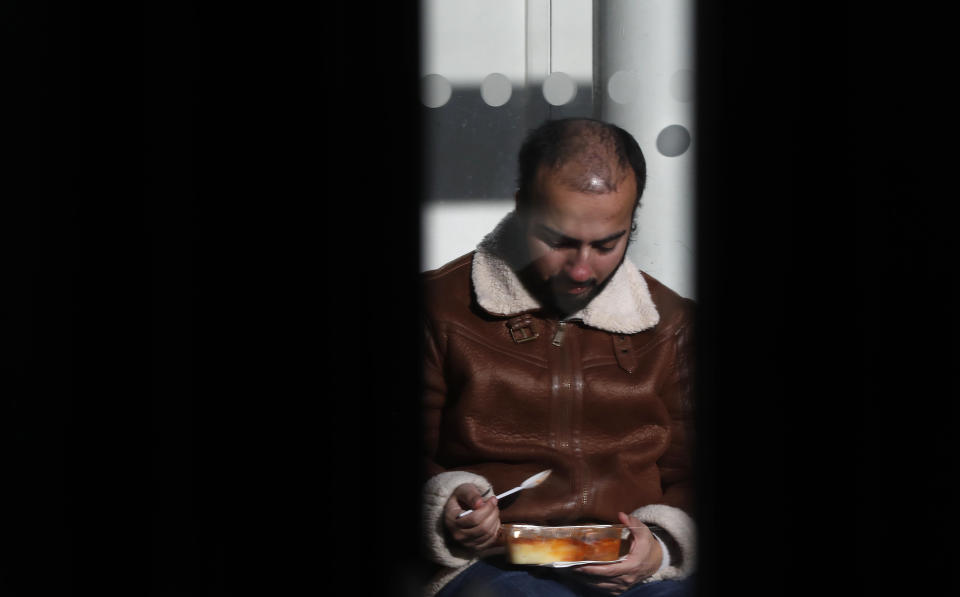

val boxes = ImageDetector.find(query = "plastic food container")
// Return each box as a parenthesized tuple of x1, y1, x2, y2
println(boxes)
(502, 524, 628, 567)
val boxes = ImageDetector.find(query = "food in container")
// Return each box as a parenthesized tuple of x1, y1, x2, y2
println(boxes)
(502, 523, 628, 566)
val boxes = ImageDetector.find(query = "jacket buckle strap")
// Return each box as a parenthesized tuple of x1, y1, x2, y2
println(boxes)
(613, 334, 637, 373)
(506, 315, 539, 344)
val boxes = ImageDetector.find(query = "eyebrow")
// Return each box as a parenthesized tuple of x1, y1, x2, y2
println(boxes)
(535, 224, 628, 246)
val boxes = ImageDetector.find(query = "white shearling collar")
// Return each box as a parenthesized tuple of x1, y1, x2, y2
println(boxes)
(471, 212, 660, 334)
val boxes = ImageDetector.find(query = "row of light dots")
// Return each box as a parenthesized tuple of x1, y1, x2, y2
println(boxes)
(421, 70, 694, 157)
(421, 70, 694, 108)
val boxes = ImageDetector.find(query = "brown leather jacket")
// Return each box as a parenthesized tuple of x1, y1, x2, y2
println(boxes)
(422, 214, 695, 530)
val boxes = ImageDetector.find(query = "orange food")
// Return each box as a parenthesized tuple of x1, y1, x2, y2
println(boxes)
(507, 537, 621, 564)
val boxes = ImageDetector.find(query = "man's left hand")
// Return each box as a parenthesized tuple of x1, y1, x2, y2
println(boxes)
(568, 511, 663, 595)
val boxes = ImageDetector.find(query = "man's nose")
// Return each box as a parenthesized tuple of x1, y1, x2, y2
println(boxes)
(565, 247, 594, 282)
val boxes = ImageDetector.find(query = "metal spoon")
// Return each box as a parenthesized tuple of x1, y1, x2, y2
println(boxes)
(457, 469, 552, 519)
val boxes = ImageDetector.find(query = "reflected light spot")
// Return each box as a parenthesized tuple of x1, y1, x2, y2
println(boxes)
(542, 72, 576, 106)
(481, 73, 512, 107)
(656, 125, 691, 157)
(607, 70, 639, 104)
(421, 74, 452, 108)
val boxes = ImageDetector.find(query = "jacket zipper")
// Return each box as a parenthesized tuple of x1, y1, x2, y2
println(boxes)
(552, 321, 567, 347)
(550, 319, 592, 515)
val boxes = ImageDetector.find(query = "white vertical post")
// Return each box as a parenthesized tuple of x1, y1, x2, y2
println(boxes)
(596, 0, 696, 299)
(525, 0, 552, 85)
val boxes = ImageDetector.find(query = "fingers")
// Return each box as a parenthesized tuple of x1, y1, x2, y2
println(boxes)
(453, 499, 500, 549)
(620, 512, 653, 549)
(564, 564, 631, 595)
(445, 485, 496, 524)
(571, 560, 639, 595)
(454, 497, 499, 534)
(573, 542, 636, 577)
(574, 560, 631, 577)
(619, 511, 649, 537)
(453, 483, 486, 510)
(443, 484, 487, 522)
(443, 484, 501, 550)
(571, 512, 656, 583)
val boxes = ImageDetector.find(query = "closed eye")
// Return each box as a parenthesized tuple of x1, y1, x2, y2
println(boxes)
(534, 225, 627, 252)
(547, 239, 580, 249)
(591, 240, 620, 253)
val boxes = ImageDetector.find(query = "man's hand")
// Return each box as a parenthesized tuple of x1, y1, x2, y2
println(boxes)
(568, 512, 663, 595)
(443, 483, 501, 552)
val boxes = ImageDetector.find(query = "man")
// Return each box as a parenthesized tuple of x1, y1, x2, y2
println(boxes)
(421, 118, 695, 596)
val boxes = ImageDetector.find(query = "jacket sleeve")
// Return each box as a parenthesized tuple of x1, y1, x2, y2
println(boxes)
(422, 317, 448, 480)
(630, 504, 696, 581)
(634, 302, 697, 579)
(657, 305, 696, 512)
(421, 318, 493, 567)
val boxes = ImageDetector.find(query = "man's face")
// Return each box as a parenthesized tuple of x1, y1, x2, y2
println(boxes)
(520, 164, 637, 315)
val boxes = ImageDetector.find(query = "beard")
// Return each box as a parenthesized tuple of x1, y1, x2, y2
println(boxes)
(548, 274, 603, 314)
(518, 253, 626, 317)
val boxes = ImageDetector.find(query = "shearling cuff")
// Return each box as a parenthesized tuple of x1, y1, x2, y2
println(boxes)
(630, 504, 697, 581)
(422, 471, 493, 567)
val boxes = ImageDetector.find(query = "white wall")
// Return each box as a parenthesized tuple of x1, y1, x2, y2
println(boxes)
(421, 199, 515, 271)
(421, 0, 528, 86)
(421, 0, 592, 86)
(420, 0, 695, 300)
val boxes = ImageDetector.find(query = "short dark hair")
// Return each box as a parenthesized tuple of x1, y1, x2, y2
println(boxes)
(515, 118, 647, 213)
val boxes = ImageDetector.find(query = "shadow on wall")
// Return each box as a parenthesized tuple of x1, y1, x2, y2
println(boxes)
(422, 85, 594, 201)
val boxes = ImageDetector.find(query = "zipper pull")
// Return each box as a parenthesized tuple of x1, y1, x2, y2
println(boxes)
(552, 322, 567, 347)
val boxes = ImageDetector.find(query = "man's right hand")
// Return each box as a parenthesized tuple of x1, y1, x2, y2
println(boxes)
(443, 483, 501, 552)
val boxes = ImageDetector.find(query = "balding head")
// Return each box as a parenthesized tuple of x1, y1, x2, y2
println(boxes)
(515, 118, 647, 215)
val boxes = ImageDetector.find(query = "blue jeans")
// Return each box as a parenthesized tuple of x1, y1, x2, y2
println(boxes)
(436, 556, 694, 597)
